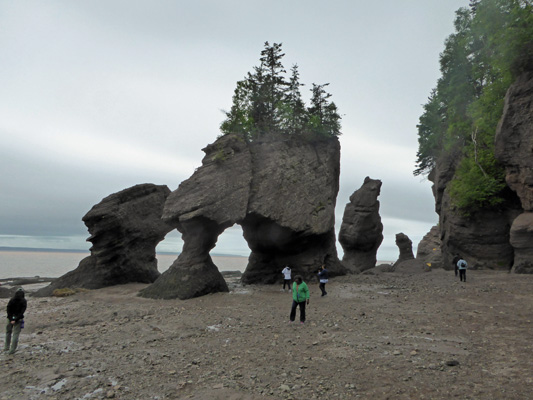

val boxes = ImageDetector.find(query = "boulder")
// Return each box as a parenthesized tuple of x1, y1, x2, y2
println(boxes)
(34, 184, 173, 297)
(393, 233, 415, 266)
(338, 177, 383, 273)
(416, 225, 443, 269)
(140, 134, 345, 299)
(393, 259, 431, 274)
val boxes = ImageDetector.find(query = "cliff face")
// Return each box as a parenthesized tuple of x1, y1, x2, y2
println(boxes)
(428, 72, 533, 271)
(429, 152, 520, 270)
(495, 71, 533, 273)
(141, 134, 345, 300)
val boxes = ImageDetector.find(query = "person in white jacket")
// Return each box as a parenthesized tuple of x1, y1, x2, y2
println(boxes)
(281, 266, 292, 291)
(457, 258, 467, 282)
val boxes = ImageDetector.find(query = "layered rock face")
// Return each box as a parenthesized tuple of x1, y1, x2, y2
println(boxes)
(429, 151, 520, 270)
(495, 71, 533, 273)
(393, 233, 415, 265)
(338, 177, 383, 273)
(140, 134, 345, 299)
(35, 184, 173, 297)
(416, 225, 443, 269)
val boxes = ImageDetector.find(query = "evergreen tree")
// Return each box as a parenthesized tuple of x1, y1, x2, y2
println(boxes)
(308, 83, 341, 137)
(220, 42, 342, 140)
(414, 0, 533, 213)
(280, 64, 307, 135)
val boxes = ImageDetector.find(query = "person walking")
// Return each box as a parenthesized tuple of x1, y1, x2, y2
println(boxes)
(281, 265, 292, 292)
(318, 264, 329, 296)
(452, 254, 460, 277)
(4, 288, 27, 355)
(457, 257, 468, 282)
(289, 275, 309, 324)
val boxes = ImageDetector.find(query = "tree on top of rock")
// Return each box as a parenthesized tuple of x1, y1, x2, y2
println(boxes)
(220, 41, 342, 140)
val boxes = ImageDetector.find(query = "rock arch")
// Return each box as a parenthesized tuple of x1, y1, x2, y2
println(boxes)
(140, 134, 346, 300)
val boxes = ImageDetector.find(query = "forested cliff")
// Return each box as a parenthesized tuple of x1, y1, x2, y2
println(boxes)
(415, 0, 533, 270)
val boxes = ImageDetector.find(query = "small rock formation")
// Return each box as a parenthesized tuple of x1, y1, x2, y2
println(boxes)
(495, 70, 533, 273)
(35, 184, 173, 297)
(416, 225, 443, 269)
(140, 134, 345, 300)
(338, 177, 383, 273)
(509, 213, 533, 273)
(393, 233, 414, 266)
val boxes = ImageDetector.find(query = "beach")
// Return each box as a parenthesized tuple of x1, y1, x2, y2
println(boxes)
(1, 269, 532, 399)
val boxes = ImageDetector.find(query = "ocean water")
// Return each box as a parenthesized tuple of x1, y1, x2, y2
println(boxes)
(0, 250, 249, 279)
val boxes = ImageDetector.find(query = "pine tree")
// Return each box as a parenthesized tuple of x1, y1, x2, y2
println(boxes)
(220, 42, 342, 140)
(280, 64, 307, 135)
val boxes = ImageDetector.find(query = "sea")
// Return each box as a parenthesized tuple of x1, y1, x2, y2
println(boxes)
(0, 249, 249, 280)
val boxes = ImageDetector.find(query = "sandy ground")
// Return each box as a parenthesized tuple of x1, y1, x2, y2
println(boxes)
(1, 269, 532, 400)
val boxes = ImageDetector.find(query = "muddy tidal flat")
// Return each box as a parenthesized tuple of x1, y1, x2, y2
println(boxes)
(1, 269, 532, 399)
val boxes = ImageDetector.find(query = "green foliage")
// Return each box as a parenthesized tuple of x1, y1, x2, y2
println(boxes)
(220, 42, 342, 140)
(448, 151, 506, 214)
(415, 0, 533, 213)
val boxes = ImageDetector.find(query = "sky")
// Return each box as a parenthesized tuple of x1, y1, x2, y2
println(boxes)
(0, 0, 469, 261)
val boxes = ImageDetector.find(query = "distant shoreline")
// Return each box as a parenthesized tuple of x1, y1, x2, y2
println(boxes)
(0, 246, 247, 258)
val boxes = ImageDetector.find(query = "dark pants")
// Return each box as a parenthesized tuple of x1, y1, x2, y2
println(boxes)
(290, 300, 306, 322)
(455, 265, 458, 276)
(319, 282, 327, 296)
(283, 279, 291, 290)
(459, 269, 466, 282)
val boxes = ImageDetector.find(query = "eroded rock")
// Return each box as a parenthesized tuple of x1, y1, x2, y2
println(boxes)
(140, 134, 345, 299)
(35, 184, 173, 296)
(393, 233, 415, 266)
(495, 71, 533, 273)
(338, 177, 383, 273)
(416, 225, 443, 269)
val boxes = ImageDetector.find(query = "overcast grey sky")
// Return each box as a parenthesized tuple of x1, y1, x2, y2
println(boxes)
(0, 0, 468, 260)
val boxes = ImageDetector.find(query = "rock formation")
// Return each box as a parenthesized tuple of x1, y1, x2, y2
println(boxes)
(338, 177, 383, 273)
(495, 70, 533, 273)
(393, 233, 415, 266)
(416, 225, 443, 269)
(35, 184, 173, 297)
(428, 149, 520, 270)
(140, 134, 345, 300)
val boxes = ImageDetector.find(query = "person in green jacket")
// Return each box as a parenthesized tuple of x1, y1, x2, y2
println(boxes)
(289, 275, 310, 324)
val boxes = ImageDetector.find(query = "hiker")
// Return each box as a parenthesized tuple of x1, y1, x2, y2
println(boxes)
(289, 275, 309, 324)
(452, 254, 460, 277)
(281, 265, 292, 291)
(318, 264, 329, 296)
(4, 288, 27, 355)
(457, 257, 468, 282)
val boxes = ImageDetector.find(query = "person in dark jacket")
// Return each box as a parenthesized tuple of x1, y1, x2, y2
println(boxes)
(452, 254, 461, 277)
(318, 264, 329, 296)
(4, 288, 27, 355)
